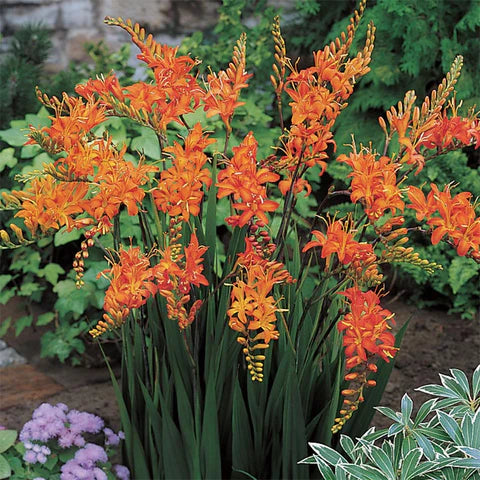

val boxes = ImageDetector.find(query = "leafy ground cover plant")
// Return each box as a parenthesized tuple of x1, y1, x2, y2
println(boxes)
(0, 403, 128, 480)
(301, 366, 480, 479)
(1, 1, 479, 477)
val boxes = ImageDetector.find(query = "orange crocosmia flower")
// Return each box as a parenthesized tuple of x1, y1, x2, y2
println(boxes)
(15, 176, 89, 235)
(216, 133, 279, 226)
(203, 34, 252, 131)
(278, 177, 312, 197)
(182, 233, 209, 289)
(338, 151, 404, 221)
(338, 287, 397, 368)
(102, 246, 157, 325)
(303, 219, 373, 269)
(408, 183, 480, 256)
(35, 96, 107, 151)
(227, 264, 281, 343)
(153, 124, 212, 220)
(418, 115, 480, 150)
(124, 82, 164, 113)
(75, 74, 124, 102)
(407, 186, 437, 221)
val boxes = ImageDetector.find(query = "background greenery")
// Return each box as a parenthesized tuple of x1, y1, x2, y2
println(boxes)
(0, 0, 478, 367)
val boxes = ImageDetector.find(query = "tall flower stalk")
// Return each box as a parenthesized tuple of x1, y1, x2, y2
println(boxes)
(1, 2, 479, 478)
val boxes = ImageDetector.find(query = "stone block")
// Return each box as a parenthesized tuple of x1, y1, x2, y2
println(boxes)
(0, 347, 26, 368)
(0, 364, 64, 410)
(61, 0, 95, 29)
(100, 0, 171, 31)
(2, 4, 61, 30)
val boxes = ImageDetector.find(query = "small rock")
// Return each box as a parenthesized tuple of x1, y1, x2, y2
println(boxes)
(0, 347, 27, 368)
(0, 340, 7, 351)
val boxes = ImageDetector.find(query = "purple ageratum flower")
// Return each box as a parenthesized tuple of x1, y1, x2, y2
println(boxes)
(103, 427, 121, 446)
(74, 443, 108, 467)
(24, 450, 37, 464)
(60, 443, 109, 480)
(20, 403, 68, 443)
(113, 464, 130, 480)
(67, 410, 104, 435)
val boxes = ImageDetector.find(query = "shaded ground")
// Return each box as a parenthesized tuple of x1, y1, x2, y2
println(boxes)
(0, 297, 479, 433)
(372, 299, 480, 429)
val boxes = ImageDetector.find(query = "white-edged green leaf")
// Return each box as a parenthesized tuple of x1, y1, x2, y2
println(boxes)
(401, 394, 414, 424)
(449, 369, 471, 398)
(437, 410, 463, 444)
(388, 423, 404, 437)
(450, 457, 480, 468)
(312, 455, 336, 480)
(339, 435, 356, 459)
(457, 446, 480, 460)
(412, 431, 435, 460)
(309, 443, 347, 466)
(472, 365, 480, 398)
(414, 398, 437, 426)
(340, 463, 388, 480)
(400, 447, 423, 480)
(376, 406, 401, 423)
(416, 384, 458, 399)
(367, 444, 395, 480)
(439, 373, 468, 400)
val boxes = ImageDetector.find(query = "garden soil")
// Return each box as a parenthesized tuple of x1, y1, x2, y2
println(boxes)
(0, 297, 479, 433)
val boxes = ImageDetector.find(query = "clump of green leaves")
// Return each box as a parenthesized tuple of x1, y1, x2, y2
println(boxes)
(302, 366, 480, 479)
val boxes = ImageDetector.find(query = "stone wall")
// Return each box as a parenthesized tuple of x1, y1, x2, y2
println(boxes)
(1, 0, 294, 72)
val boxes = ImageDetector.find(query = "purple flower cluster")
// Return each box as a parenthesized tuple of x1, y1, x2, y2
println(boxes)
(20, 403, 104, 450)
(23, 441, 51, 464)
(60, 443, 108, 480)
(113, 464, 130, 480)
(103, 427, 125, 446)
(18, 403, 129, 479)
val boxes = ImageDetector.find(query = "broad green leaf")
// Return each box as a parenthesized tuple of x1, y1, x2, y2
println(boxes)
(0, 275, 12, 292)
(0, 128, 28, 147)
(41, 263, 65, 285)
(0, 148, 17, 172)
(448, 257, 480, 294)
(36, 312, 55, 326)
(0, 454, 11, 480)
(54, 227, 82, 246)
(0, 317, 12, 337)
(130, 126, 161, 159)
(0, 430, 17, 453)
(14, 315, 33, 336)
